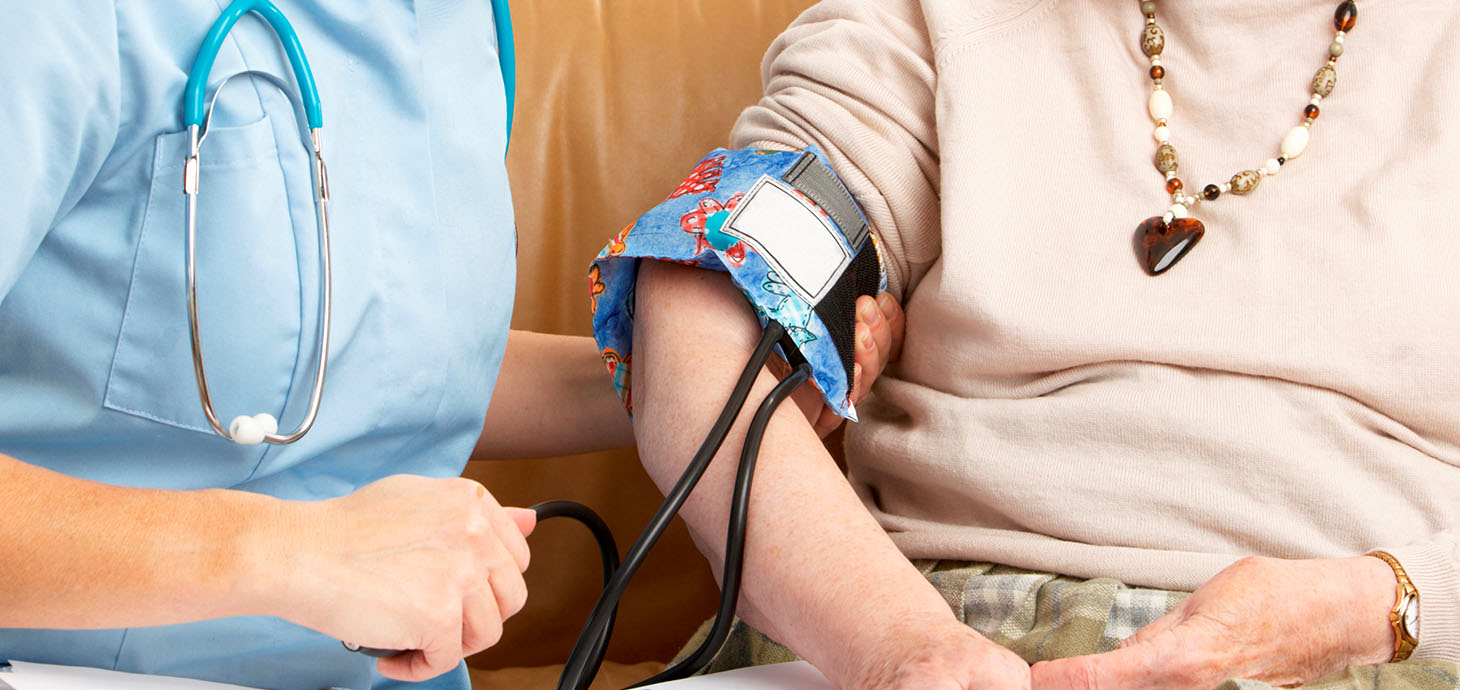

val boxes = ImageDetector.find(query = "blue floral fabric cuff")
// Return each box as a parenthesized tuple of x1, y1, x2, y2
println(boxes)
(589, 146, 885, 420)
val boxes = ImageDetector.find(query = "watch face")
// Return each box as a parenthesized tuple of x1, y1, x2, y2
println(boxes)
(1404, 597, 1421, 637)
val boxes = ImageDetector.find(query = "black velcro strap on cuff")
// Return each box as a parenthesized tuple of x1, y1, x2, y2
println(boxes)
(812, 240, 881, 393)
(776, 152, 880, 392)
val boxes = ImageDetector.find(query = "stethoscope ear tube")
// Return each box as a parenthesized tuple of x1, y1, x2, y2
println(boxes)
(183, 71, 333, 446)
(488, 0, 515, 147)
(183, 0, 323, 129)
(180, 0, 516, 445)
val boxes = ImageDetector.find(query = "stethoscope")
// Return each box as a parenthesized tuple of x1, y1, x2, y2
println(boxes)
(182, 7, 845, 686)
(183, 0, 516, 445)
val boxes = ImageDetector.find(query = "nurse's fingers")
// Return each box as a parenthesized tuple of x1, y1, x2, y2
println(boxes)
(486, 553, 529, 622)
(858, 296, 894, 363)
(504, 506, 537, 536)
(475, 485, 532, 573)
(877, 292, 905, 362)
(375, 606, 463, 682)
(810, 396, 845, 438)
(475, 489, 530, 623)
(852, 322, 881, 403)
(461, 587, 506, 656)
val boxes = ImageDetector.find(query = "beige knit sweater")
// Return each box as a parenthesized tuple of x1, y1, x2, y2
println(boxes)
(731, 0, 1460, 661)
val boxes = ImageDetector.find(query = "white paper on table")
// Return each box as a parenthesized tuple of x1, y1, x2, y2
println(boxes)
(635, 661, 835, 689)
(1, 661, 264, 690)
(0, 659, 833, 690)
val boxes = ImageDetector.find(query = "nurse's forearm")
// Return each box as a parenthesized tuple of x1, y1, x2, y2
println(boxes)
(630, 263, 958, 688)
(0, 453, 276, 629)
(0, 453, 537, 681)
(475, 330, 634, 459)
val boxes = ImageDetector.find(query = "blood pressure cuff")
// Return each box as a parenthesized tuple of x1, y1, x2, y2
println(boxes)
(590, 147, 886, 420)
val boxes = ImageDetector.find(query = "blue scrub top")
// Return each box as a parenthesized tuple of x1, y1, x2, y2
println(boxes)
(0, 2, 515, 689)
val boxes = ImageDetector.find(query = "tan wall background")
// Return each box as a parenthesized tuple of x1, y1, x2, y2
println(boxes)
(463, 0, 818, 674)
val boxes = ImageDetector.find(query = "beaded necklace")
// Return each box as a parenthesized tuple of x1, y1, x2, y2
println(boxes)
(1135, 0, 1358, 276)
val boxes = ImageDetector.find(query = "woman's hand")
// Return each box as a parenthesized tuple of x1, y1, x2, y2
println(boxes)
(1031, 556, 1398, 690)
(257, 475, 536, 682)
(844, 613, 1030, 690)
(795, 292, 905, 437)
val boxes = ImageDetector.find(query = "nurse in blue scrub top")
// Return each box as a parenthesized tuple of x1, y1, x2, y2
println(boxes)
(0, 3, 901, 689)
(0, 1, 529, 688)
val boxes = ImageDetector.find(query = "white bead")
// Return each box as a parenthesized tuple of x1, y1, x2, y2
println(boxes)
(1264, 158, 1281, 175)
(229, 415, 266, 445)
(1280, 125, 1310, 159)
(1149, 89, 1174, 122)
(253, 413, 279, 437)
(1334, 33, 1345, 44)
(1168, 203, 1188, 219)
(1221, 183, 1232, 193)
(1162, 211, 1175, 224)
(1153, 125, 1171, 143)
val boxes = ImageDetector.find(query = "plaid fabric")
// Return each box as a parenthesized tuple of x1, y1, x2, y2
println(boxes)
(678, 561, 1460, 689)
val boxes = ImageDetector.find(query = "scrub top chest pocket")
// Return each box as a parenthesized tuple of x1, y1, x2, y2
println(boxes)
(105, 114, 308, 437)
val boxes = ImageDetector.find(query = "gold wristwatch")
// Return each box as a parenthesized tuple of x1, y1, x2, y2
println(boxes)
(1368, 550, 1421, 662)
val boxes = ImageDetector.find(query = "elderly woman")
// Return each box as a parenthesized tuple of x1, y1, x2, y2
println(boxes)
(621, 0, 1460, 688)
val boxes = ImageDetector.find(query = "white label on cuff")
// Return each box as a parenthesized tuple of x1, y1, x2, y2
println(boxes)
(722, 176, 852, 306)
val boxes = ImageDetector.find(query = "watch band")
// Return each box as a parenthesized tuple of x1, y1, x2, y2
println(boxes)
(1368, 550, 1420, 662)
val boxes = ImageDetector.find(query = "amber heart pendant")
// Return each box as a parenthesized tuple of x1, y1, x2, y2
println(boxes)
(1137, 216, 1205, 276)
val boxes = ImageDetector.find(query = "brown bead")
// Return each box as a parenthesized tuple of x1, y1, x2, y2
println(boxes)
(1312, 65, 1337, 97)
(1141, 24, 1165, 57)
(1334, 0, 1357, 32)
(1155, 143, 1178, 173)
(1150, 65, 1165, 80)
(1203, 184, 1220, 201)
(1166, 177, 1183, 194)
(1305, 104, 1321, 119)
(1230, 170, 1262, 195)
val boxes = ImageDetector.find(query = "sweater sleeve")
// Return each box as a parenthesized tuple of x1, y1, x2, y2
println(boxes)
(729, 0, 939, 301)
(1382, 534, 1460, 662)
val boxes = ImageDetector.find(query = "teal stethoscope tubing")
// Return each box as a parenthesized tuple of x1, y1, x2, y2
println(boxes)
(179, 0, 516, 446)
(183, 0, 321, 129)
(183, 0, 517, 141)
(491, 0, 516, 141)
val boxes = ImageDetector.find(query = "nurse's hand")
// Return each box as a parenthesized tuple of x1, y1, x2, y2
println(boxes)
(264, 475, 535, 682)
(792, 292, 905, 438)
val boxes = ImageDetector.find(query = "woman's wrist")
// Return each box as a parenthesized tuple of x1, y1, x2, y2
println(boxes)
(804, 584, 969, 688)
(844, 611, 1020, 690)
(1340, 555, 1403, 664)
